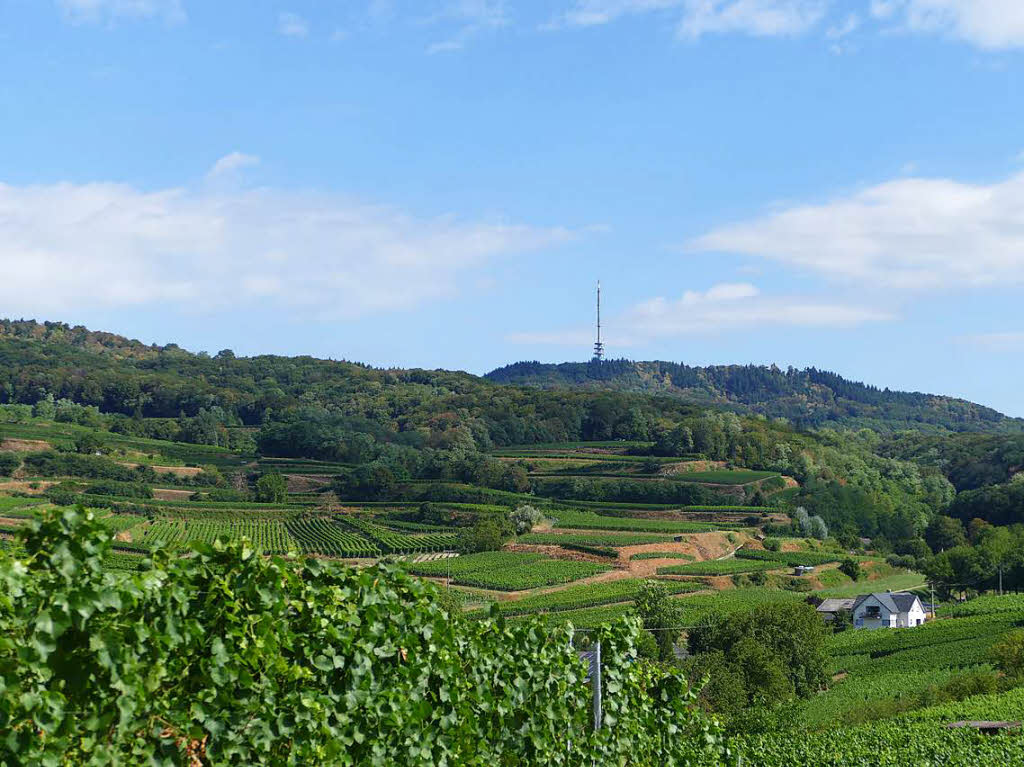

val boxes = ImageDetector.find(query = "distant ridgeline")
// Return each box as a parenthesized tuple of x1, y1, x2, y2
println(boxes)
(486, 359, 1022, 434)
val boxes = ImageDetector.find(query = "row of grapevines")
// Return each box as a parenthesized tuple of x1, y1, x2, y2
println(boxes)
(342, 516, 458, 554)
(552, 509, 718, 533)
(406, 551, 611, 591)
(481, 578, 703, 617)
(657, 558, 785, 576)
(285, 517, 381, 557)
(735, 548, 842, 566)
(518, 532, 673, 546)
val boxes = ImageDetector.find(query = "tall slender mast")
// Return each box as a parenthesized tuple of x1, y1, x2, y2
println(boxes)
(593, 281, 604, 361)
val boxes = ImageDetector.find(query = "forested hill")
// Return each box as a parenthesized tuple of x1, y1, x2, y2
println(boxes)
(2, 318, 1019, 437)
(485, 360, 1022, 434)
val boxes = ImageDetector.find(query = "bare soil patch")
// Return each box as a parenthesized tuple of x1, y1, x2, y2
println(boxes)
(119, 463, 203, 477)
(152, 488, 195, 501)
(0, 516, 28, 527)
(0, 480, 54, 494)
(0, 438, 51, 453)
(658, 460, 727, 476)
(286, 474, 332, 493)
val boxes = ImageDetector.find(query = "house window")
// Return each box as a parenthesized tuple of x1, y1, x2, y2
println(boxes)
(916, 619, 922, 626)
(866, 606, 880, 618)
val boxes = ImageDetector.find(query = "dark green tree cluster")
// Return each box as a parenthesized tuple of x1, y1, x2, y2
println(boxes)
(684, 603, 829, 719)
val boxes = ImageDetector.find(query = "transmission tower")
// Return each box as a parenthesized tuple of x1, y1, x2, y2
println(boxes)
(592, 281, 604, 361)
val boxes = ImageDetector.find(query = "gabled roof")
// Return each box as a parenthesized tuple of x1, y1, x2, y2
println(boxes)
(852, 592, 921, 614)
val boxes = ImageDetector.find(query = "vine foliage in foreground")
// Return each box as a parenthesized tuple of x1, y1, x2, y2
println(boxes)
(0, 507, 727, 766)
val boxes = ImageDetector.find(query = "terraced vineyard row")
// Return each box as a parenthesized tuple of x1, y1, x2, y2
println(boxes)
(517, 532, 672, 547)
(286, 518, 381, 557)
(342, 516, 458, 554)
(551, 509, 719, 533)
(481, 578, 703, 617)
(735, 548, 843, 567)
(128, 519, 295, 553)
(657, 558, 785, 576)
(406, 551, 611, 591)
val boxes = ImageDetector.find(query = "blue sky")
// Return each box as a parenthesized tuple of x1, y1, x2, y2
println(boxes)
(2, 1, 1024, 415)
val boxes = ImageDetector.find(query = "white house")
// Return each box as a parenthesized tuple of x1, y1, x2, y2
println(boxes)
(852, 592, 927, 629)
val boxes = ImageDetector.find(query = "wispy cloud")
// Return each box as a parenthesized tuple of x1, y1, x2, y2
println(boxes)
(547, 0, 1024, 50)
(871, 0, 1024, 50)
(427, 40, 465, 53)
(278, 11, 310, 38)
(689, 170, 1024, 291)
(206, 152, 260, 178)
(56, 0, 185, 24)
(552, 0, 827, 38)
(557, 0, 682, 28)
(960, 331, 1024, 351)
(426, 0, 508, 53)
(509, 282, 893, 346)
(678, 0, 828, 39)
(0, 176, 574, 319)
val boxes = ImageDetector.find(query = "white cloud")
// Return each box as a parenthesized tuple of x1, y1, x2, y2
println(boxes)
(427, 40, 465, 53)
(56, 0, 184, 23)
(826, 12, 859, 39)
(552, 0, 823, 36)
(689, 171, 1024, 291)
(509, 282, 893, 346)
(961, 332, 1024, 351)
(0, 179, 573, 319)
(555, 0, 826, 36)
(873, 0, 1024, 49)
(206, 152, 260, 178)
(426, 0, 508, 53)
(278, 12, 309, 38)
(678, 0, 828, 39)
(559, 0, 682, 28)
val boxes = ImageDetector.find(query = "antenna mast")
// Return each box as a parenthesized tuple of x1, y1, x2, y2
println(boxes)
(593, 281, 604, 361)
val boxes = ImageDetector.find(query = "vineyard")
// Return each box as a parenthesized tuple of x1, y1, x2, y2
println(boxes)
(735, 548, 843, 567)
(480, 578, 704, 617)
(657, 558, 786, 576)
(517, 531, 673, 546)
(0, 509, 728, 766)
(406, 551, 611, 590)
(551, 509, 720, 533)
(286, 517, 381, 557)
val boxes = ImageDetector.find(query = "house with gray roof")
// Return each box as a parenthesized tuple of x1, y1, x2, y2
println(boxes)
(852, 592, 926, 629)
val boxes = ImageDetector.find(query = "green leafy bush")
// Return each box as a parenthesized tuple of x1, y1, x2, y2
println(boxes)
(0, 507, 727, 766)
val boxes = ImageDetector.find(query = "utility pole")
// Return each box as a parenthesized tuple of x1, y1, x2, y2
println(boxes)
(592, 640, 602, 732)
